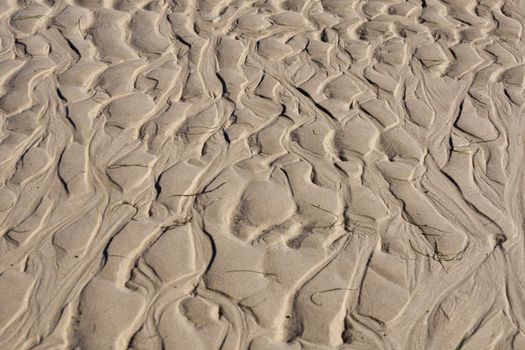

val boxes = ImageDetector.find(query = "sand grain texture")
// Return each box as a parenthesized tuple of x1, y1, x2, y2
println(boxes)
(0, 0, 524, 349)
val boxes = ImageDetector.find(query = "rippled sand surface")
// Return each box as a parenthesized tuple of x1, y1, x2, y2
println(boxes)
(1, 0, 524, 349)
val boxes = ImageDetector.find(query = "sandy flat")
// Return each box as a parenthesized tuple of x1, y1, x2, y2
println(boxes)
(0, 0, 524, 349)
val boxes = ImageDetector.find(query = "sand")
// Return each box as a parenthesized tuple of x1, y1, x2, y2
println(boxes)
(0, 0, 524, 349)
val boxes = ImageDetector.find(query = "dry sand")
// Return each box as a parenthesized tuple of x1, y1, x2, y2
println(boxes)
(0, 0, 524, 349)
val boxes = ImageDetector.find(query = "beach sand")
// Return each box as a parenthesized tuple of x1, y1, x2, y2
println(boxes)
(0, 0, 524, 349)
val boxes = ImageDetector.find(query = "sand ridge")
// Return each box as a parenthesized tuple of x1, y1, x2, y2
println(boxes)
(0, 0, 524, 349)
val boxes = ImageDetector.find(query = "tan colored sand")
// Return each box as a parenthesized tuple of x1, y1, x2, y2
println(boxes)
(0, 0, 524, 349)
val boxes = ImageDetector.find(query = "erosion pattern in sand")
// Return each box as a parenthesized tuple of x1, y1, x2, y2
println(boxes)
(0, 0, 524, 349)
